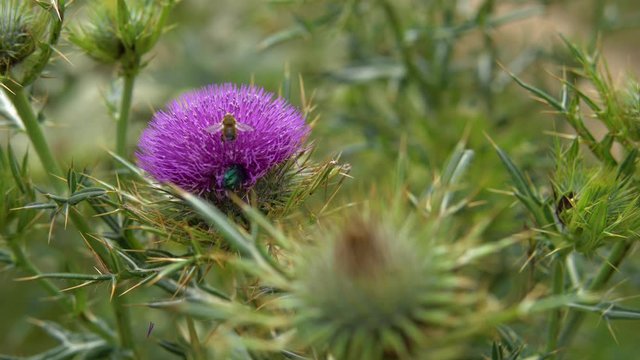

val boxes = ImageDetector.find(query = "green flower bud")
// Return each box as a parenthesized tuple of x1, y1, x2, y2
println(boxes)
(291, 212, 481, 359)
(69, 0, 174, 75)
(621, 81, 640, 142)
(0, 0, 46, 74)
(553, 143, 640, 255)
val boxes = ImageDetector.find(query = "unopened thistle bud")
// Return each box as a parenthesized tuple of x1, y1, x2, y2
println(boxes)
(69, 0, 172, 75)
(553, 144, 640, 255)
(0, 0, 46, 74)
(291, 213, 481, 359)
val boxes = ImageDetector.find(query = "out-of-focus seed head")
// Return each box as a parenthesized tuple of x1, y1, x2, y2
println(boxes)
(0, 0, 46, 73)
(291, 211, 479, 359)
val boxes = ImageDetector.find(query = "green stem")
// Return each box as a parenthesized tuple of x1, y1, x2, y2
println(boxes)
(113, 294, 138, 359)
(2, 82, 114, 265)
(1, 82, 135, 353)
(110, 249, 138, 359)
(557, 240, 633, 356)
(187, 316, 205, 360)
(3, 82, 62, 189)
(546, 259, 565, 358)
(116, 74, 136, 157)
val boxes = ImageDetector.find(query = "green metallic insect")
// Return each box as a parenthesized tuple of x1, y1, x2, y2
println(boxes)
(207, 113, 254, 141)
(223, 164, 247, 190)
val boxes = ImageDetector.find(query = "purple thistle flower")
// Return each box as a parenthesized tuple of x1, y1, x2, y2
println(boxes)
(137, 83, 309, 195)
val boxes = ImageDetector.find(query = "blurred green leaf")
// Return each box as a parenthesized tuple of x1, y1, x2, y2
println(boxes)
(568, 302, 640, 320)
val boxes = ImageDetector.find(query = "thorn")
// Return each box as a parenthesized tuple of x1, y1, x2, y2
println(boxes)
(51, 0, 62, 21)
(0, 81, 15, 95)
(63, 204, 69, 229)
(60, 280, 96, 292)
(47, 210, 58, 244)
(50, 46, 73, 66)
(14, 275, 42, 281)
(79, 233, 110, 273)
(110, 278, 116, 301)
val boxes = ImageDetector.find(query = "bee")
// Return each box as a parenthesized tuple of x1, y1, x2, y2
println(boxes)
(206, 113, 254, 142)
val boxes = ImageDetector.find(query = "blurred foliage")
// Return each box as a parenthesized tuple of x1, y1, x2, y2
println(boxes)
(1, 0, 640, 359)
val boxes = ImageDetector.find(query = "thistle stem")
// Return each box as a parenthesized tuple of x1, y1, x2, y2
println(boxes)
(557, 240, 633, 356)
(2, 82, 113, 263)
(116, 74, 136, 157)
(3, 82, 62, 188)
(546, 259, 565, 358)
(113, 294, 137, 359)
(2, 82, 136, 354)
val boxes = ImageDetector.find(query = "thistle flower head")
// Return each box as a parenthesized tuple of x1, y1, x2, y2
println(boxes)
(0, 0, 46, 72)
(291, 211, 479, 359)
(137, 83, 309, 196)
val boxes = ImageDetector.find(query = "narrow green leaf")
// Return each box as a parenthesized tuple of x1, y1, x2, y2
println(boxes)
(568, 302, 640, 320)
(488, 137, 538, 202)
(158, 339, 188, 358)
(491, 342, 503, 360)
(16, 272, 113, 281)
(7, 145, 27, 194)
(67, 167, 77, 192)
(13, 202, 57, 210)
(617, 149, 637, 179)
(107, 150, 148, 181)
(116, 0, 131, 45)
(67, 187, 107, 205)
(507, 71, 565, 112)
(175, 188, 254, 257)
(236, 201, 291, 250)
(258, 25, 308, 50)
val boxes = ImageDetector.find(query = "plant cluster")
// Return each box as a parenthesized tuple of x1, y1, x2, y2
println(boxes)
(1, 0, 640, 359)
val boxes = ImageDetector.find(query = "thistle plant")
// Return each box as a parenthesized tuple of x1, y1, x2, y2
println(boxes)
(69, 0, 174, 156)
(3, 0, 640, 359)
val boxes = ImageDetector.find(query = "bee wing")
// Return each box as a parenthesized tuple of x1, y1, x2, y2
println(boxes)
(235, 122, 255, 132)
(206, 123, 224, 134)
